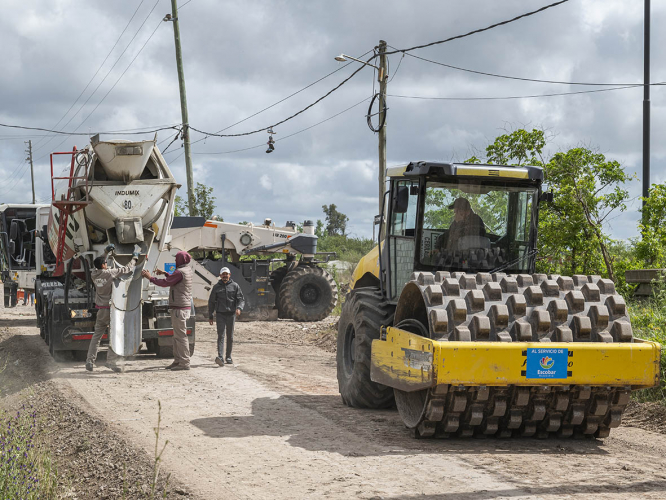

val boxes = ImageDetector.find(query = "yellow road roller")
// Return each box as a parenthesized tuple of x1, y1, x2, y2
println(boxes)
(336, 162, 661, 438)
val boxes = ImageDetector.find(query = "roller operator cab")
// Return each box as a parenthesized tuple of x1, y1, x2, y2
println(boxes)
(337, 162, 661, 439)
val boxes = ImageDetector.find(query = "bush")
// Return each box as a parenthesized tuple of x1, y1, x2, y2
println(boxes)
(0, 405, 59, 499)
(629, 274, 666, 403)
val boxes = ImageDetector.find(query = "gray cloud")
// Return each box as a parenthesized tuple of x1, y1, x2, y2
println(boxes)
(1, 0, 664, 240)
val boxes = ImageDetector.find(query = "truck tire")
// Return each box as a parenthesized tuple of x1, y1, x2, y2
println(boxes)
(336, 288, 395, 408)
(279, 266, 338, 322)
(270, 266, 289, 319)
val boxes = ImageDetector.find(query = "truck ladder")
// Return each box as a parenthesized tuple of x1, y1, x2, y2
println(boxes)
(50, 147, 92, 276)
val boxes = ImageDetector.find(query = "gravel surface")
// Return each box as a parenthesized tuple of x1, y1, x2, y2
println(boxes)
(2, 306, 666, 499)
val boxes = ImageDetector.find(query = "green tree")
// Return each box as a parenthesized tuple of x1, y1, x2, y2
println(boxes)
(468, 128, 632, 282)
(541, 148, 631, 281)
(636, 183, 666, 266)
(322, 204, 349, 236)
(173, 182, 222, 220)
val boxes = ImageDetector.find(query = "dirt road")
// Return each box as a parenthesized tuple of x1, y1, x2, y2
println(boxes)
(3, 306, 666, 499)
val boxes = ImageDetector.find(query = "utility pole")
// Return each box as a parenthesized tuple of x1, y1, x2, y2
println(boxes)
(642, 0, 651, 207)
(167, 0, 195, 214)
(25, 140, 35, 204)
(377, 40, 388, 219)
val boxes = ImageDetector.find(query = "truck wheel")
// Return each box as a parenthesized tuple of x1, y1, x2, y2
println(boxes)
(336, 288, 395, 408)
(279, 266, 338, 322)
(270, 266, 289, 319)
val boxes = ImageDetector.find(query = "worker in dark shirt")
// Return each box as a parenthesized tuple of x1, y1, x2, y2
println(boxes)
(208, 267, 245, 367)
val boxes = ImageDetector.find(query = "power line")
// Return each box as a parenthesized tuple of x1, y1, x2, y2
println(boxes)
(0, 123, 180, 136)
(398, 50, 648, 87)
(179, 0, 195, 9)
(384, 0, 570, 56)
(187, 97, 370, 156)
(29, 0, 147, 154)
(185, 50, 374, 148)
(188, 53, 375, 139)
(32, 0, 162, 158)
(0, 163, 32, 198)
(388, 83, 663, 101)
(35, 16, 166, 161)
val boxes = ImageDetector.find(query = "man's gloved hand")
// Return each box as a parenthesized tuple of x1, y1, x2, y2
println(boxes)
(104, 244, 115, 253)
(132, 251, 140, 259)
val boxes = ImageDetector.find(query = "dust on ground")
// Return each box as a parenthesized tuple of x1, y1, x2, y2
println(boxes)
(3, 305, 666, 499)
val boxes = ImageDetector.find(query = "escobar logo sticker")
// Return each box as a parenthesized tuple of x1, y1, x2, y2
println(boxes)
(540, 356, 555, 370)
(526, 348, 568, 379)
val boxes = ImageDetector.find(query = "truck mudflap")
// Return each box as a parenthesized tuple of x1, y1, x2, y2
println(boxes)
(371, 326, 661, 391)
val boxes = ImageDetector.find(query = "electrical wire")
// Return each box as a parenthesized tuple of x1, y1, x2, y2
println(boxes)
(32, 0, 162, 158)
(397, 50, 649, 86)
(388, 52, 405, 84)
(186, 97, 370, 156)
(0, 123, 180, 136)
(387, 83, 662, 101)
(0, 163, 33, 198)
(29, 0, 146, 154)
(179, 0, 194, 9)
(35, 17, 166, 161)
(188, 53, 375, 139)
(383, 0, 570, 55)
(161, 128, 183, 153)
(185, 49, 374, 148)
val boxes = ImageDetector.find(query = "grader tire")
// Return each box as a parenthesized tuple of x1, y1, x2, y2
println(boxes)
(337, 288, 395, 408)
(279, 266, 338, 322)
(270, 266, 289, 319)
(392, 271, 635, 439)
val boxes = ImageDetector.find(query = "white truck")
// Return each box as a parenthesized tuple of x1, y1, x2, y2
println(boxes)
(0, 204, 49, 306)
(35, 135, 195, 361)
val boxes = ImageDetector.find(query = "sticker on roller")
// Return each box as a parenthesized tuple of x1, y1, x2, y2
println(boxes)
(526, 348, 568, 379)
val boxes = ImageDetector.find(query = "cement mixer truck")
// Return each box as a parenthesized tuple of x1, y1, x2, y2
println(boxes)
(35, 135, 195, 361)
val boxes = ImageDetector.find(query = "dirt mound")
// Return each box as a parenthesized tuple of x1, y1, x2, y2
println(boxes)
(4, 381, 194, 499)
(623, 400, 666, 434)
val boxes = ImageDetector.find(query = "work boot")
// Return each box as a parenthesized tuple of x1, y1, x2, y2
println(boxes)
(171, 365, 191, 371)
(107, 363, 123, 373)
(85, 362, 93, 372)
(165, 361, 179, 370)
(215, 357, 224, 367)
(225, 357, 233, 364)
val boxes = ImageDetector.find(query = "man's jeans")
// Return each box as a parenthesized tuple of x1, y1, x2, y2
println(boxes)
(216, 312, 235, 359)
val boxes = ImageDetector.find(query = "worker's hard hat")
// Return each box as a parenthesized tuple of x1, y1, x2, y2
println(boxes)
(220, 267, 231, 275)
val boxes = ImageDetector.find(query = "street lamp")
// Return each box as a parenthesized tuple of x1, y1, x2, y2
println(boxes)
(334, 54, 383, 78)
(335, 41, 388, 220)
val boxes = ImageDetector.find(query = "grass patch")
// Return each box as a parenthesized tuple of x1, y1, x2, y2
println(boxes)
(628, 279, 666, 403)
(0, 405, 59, 499)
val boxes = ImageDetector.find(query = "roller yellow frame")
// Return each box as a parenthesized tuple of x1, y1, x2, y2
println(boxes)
(371, 327, 661, 391)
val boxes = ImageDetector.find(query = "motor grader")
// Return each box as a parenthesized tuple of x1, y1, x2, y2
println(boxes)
(337, 161, 661, 438)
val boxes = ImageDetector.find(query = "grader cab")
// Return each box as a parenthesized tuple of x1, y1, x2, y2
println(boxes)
(337, 162, 660, 438)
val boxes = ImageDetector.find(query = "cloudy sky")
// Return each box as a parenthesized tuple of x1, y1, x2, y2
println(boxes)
(1, 0, 663, 240)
